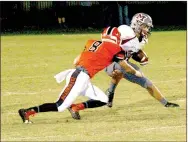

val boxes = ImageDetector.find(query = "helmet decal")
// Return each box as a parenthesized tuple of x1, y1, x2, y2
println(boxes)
(136, 13, 147, 22)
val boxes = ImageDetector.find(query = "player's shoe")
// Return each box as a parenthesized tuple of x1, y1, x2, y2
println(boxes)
(18, 109, 36, 124)
(67, 107, 81, 120)
(106, 89, 114, 108)
(165, 102, 179, 107)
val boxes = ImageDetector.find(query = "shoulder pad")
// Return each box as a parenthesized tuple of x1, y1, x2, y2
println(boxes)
(118, 25, 136, 40)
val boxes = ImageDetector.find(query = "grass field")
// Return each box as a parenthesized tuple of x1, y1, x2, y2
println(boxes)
(1, 31, 187, 141)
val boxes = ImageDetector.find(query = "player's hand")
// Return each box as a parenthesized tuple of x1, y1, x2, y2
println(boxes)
(139, 35, 148, 48)
(111, 70, 123, 78)
(140, 61, 148, 66)
(141, 36, 148, 44)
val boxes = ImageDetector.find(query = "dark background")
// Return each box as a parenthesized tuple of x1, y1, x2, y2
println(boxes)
(0, 1, 187, 33)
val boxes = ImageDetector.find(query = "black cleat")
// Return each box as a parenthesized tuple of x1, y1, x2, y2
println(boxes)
(67, 107, 81, 120)
(107, 102, 113, 108)
(165, 102, 180, 107)
(18, 109, 34, 124)
(106, 89, 114, 108)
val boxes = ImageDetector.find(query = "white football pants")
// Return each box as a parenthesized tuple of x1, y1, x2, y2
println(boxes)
(55, 69, 108, 112)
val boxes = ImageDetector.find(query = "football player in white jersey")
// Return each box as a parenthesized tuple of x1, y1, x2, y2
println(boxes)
(105, 13, 179, 108)
(68, 13, 179, 120)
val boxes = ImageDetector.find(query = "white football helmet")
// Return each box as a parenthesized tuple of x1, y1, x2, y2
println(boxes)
(130, 13, 153, 36)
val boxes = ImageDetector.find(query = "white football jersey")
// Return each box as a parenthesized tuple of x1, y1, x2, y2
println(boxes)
(118, 25, 144, 59)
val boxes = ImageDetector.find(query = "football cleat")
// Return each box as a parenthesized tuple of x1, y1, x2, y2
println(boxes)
(165, 102, 180, 107)
(67, 107, 81, 120)
(18, 109, 36, 124)
(106, 89, 114, 108)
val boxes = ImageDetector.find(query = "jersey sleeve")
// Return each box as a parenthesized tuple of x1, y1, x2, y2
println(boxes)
(121, 37, 141, 54)
(84, 39, 96, 51)
(113, 50, 126, 62)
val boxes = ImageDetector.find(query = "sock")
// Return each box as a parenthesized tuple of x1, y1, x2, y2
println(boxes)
(160, 98, 168, 106)
(108, 82, 117, 93)
(83, 99, 106, 108)
(26, 106, 39, 113)
(27, 103, 58, 113)
(71, 103, 85, 112)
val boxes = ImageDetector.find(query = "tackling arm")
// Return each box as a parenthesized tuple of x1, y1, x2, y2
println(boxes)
(73, 54, 81, 66)
(118, 60, 143, 77)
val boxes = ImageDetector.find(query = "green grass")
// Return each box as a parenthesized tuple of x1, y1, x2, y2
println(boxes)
(1, 31, 186, 141)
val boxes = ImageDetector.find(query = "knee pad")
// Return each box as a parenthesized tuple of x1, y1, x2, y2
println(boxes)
(105, 62, 122, 77)
(144, 78, 153, 88)
(123, 73, 152, 89)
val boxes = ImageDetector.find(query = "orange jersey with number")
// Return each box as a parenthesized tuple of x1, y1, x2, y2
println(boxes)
(77, 39, 124, 78)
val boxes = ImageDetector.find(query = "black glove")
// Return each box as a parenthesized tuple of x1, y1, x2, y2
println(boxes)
(165, 102, 179, 107)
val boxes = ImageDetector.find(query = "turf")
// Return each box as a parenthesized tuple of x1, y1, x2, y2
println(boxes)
(1, 31, 186, 141)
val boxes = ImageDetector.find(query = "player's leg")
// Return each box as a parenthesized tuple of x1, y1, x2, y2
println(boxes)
(123, 62, 179, 107)
(68, 83, 109, 120)
(105, 62, 179, 107)
(105, 62, 123, 107)
(56, 71, 89, 112)
(18, 69, 90, 123)
(146, 83, 179, 107)
(106, 71, 122, 107)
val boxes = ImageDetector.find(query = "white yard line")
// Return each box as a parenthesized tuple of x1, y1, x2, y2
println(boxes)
(4, 92, 38, 95)
(138, 125, 185, 132)
(2, 112, 18, 115)
(1, 64, 186, 81)
(1, 75, 51, 80)
(128, 125, 186, 134)
(2, 135, 63, 141)
(153, 78, 186, 83)
(176, 99, 186, 102)
(2, 78, 186, 97)
(148, 64, 186, 68)
(112, 125, 185, 134)
(2, 89, 59, 96)
(3, 63, 49, 68)
(2, 126, 185, 141)
(2, 75, 49, 79)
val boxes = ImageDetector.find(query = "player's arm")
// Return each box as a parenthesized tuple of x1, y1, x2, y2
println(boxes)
(73, 54, 81, 66)
(73, 40, 94, 66)
(138, 35, 148, 48)
(119, 60, 143, 77)
(113, 50, 143, 77)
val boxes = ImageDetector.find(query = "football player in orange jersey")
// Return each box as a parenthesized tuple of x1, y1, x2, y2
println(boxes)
(68, 13, 179, 120)
(18, 27, 143, 123)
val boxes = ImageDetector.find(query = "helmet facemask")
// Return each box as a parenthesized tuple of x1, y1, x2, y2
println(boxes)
(140, 23, 153, 37)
